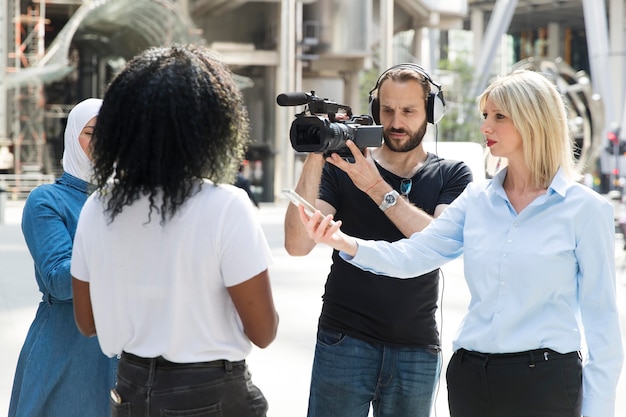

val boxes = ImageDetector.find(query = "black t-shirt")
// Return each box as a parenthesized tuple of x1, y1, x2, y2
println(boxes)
(318, 152, 472, 347)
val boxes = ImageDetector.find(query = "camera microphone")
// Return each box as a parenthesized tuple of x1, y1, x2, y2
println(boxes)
(277, 92, 311, 107)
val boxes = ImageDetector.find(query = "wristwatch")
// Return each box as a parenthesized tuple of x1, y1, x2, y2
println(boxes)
(379, 190, 399, 212)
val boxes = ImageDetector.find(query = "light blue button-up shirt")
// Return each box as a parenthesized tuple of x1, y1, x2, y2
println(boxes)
(344, 167, 624, 417)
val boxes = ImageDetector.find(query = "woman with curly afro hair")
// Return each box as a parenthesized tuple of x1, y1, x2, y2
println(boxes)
(71, 44, 279, 417)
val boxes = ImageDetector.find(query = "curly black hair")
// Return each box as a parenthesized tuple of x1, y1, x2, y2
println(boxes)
(91, 44, 249, 224)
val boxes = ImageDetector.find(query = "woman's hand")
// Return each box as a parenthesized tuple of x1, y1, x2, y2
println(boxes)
(297, 204, 358, 257)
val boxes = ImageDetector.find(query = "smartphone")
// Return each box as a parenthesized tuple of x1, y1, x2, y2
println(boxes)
(282, 189, 317, 216)
(282, 189, 337, 226)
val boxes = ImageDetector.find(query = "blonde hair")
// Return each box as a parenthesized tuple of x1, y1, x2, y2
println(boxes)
(478, 70, 578, 188)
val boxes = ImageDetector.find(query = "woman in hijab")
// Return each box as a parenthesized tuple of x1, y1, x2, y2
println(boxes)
(8, 98, 118, 417)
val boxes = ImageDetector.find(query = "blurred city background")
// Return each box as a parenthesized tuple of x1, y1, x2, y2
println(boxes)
(1, 0, 625, 202)
(1, 1, 626, 416)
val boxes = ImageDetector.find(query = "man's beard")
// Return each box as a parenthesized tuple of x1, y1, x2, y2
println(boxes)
(383, 121, 428, 153)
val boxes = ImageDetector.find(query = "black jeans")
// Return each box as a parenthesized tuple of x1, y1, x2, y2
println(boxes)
(446, 348, 582, 417)
(111, 352, 268, 417)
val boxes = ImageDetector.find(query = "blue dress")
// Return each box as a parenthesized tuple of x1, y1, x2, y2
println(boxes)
(9, 172, 117, 417)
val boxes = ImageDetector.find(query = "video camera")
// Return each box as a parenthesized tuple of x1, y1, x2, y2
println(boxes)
(277, 91, 383, 157)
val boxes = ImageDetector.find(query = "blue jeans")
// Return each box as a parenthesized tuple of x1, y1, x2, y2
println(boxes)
(112, 352, 268, 417)
(308, 327, 442, 417)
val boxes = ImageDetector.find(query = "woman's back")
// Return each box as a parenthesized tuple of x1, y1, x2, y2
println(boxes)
(73, 182, 271, 362)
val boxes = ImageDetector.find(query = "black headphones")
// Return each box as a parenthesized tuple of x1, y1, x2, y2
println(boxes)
(368, 63, 446, 125)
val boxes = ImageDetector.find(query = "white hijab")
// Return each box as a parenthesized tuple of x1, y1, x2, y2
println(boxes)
(62, 98, 102, 182)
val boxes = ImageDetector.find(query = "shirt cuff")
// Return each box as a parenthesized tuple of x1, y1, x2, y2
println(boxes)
(338, 238, 383, 274)
(582, 394, 616, 417)
(339, 237, 371, 262)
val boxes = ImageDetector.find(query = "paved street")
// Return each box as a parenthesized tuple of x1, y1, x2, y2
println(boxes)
(1, 199, 625, 417)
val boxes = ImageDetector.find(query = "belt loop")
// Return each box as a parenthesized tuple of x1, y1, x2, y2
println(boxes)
(43, 293, 51, 305)
(457, 349, 466, 363)
(224, 360, 233, 373)
(528, 351, 536, 369)
(147, 357, 157, 387)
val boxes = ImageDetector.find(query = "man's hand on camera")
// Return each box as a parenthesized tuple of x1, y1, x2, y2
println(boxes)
(325, 140, 385, 195)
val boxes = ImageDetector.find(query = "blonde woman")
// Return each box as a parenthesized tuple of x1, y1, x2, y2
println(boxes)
(298, 70, 623, 417)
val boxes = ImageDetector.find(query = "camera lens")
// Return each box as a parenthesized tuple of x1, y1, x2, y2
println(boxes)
(299, 125, 321, 146)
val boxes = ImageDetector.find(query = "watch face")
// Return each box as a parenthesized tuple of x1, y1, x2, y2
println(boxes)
(385, 194, 395, 203)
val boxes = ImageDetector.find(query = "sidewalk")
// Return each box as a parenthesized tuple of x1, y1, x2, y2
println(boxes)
(0, 199, 326, 417)
(1, 198, 625, 417)
(0, 200, 37, 415)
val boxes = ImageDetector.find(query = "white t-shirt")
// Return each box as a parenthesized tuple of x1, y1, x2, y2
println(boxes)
(71, 182, 272, 362)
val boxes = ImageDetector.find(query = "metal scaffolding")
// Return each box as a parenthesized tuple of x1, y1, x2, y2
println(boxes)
(10, 4, 48, 173)
(2, 0, 203, 175)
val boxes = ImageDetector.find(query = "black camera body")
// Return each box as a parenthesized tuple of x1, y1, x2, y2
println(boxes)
(277, 91, 383, 157)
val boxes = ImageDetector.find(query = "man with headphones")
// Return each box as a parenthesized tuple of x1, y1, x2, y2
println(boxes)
(284, 63, 473, 417)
